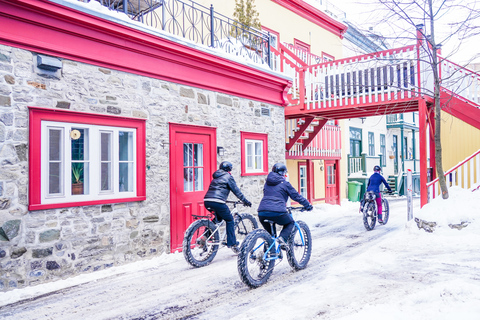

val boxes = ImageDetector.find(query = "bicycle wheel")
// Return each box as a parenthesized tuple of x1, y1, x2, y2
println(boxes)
(286, 220, 312, 270)
(182, 219, 219, 268)
(234, 213, 258, 244)
(380, 198, 389, 225)
(363, 201, 376, 231)
(237, 229, 275, 288)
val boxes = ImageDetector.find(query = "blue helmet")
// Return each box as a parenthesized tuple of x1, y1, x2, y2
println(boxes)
(374, 165, 381, 172)
(272, 163, 287, 176)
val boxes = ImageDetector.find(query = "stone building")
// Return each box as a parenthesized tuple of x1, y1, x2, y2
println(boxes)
(0, 0, 290, 291)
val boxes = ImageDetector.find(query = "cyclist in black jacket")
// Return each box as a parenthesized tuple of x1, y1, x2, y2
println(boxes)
(257, 163, 313, 249)
(204, 161, 252, 253)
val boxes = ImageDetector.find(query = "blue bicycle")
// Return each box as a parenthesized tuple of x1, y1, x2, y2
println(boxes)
(237, 207, 312, 288)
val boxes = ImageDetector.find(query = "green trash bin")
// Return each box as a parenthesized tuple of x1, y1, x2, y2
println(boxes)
(347, 181, 362, 202)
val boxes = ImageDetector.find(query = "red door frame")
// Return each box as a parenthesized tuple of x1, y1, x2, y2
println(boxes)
(169, 123, 217, 252)
(324, 159, 340, 205)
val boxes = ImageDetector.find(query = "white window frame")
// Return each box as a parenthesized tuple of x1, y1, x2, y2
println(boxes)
(245, 139, 264, 173)
(41, 121, 137, 205)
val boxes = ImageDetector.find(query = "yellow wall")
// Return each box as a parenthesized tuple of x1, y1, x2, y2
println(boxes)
(286, 159, 327, 204)
(196, 0, 343, 59)
(440, 111, 480, 169)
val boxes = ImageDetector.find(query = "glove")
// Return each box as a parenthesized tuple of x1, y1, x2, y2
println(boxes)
(243, 200, 252, 207)
(304, 204, 313, 211)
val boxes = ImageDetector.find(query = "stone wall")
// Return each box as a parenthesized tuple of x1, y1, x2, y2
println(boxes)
(0, 44, 285, 292)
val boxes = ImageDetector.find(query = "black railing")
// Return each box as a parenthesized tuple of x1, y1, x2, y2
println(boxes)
(95, 0, 271, 67)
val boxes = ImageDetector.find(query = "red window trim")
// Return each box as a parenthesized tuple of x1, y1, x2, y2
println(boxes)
(240, 132, 268, 176)
(322, 52, 335, 62)
(294, 39, 311, 53)
(28, 106, 146, 211)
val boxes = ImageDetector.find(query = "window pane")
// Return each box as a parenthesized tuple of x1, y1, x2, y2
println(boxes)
(101, 132, 111, 161)
(246, 142, 253, 169)
(71, 163, 84, 195)
(184, 168, 193, 192)
(183, 143, 192, 167)
(101, 162, 111, 191)
(49, 129, 61, 161)
(119, 131, 133, 161)
(254, 142, 262, 156)
(71, 128, 85, 161)
(101, 132, 112, 191)
(49, 163, 61, 194)
(194, 168, 203, 191)
(119, 162, 133, 192)
(194, 144, 203, 167)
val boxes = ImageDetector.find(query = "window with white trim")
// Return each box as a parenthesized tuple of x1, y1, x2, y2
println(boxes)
(245, 139, 263, 173)
(29, 107, 146, 210)
(42, 121, 136, 203)
(240, 131, 268, 176)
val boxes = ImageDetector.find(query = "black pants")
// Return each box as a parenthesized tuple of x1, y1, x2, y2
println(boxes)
(258, 211, 295, 241)
(204, 201, 236, 247)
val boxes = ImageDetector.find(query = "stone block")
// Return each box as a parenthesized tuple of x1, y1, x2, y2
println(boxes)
(0, 219, 20, 241)
(32, 247, 53, 258)
(14, 143, 27, 161)
(11, 247, 27, 259)
(0, 249, 6, 258)
(143, 215, 159, 223)
(180, 87, 195, 99)
(4, 75, 15, 84)
(39, 229, 61, 243)
(46, 261, 60, 270)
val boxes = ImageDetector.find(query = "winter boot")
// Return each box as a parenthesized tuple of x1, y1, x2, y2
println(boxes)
(378, 214, 383, 223)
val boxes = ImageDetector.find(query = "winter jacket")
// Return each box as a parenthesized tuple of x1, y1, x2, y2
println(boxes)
(258, 172, 310, 213)
(367, 172, 392, 193)
(204, 170, 247, 203)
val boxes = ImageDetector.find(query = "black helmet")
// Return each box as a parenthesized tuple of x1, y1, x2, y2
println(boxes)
(272, 162, 287, 176)
(219, 161, 233, 172)
(373, 165, 381, 172)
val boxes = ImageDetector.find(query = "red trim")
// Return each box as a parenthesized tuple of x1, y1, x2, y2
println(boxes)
(0, 0, 291, 107)
(28, 106, 146, 210)
(240, 132, 269, 176)
(262, 26, 280, 46)
(322, 52, 335, 62)
(298, 162, 307, 196)
(427, 149, 480, 188)
(294, 39, 311, 52)
(271, 0, 347, 38)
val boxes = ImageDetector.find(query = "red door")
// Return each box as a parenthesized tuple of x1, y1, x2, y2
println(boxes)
(325, 160, 339, 205)
(169, 124, 216, 252)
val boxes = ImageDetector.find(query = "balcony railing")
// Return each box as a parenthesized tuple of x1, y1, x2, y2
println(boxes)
(94, 0, 271, 67)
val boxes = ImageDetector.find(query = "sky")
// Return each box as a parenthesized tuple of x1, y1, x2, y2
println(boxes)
(1, 186, 479, 319)
(336, 0, 480, 65)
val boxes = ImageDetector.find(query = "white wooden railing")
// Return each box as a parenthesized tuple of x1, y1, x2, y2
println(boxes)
(427, 149, 480, 201)
(440, 59, 480, 105)
(302, 45, 419, 110)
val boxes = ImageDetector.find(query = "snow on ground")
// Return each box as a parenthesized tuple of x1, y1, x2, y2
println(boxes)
(0, 187, 479, 319)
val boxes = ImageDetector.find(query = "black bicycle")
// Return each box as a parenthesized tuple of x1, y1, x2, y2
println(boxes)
(182, 200, 258, 268)
(362, 191, 390, 231)
(237, 207, 312, 288)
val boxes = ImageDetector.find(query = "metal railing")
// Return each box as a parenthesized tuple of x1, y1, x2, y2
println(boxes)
(95, 0, 271, 67)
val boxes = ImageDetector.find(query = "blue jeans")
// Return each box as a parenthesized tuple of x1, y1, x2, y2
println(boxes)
(204, 201, 236, 246)
(258, 211, 294, 241)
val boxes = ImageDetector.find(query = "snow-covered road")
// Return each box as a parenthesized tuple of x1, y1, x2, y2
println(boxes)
(1, 191, 479, 319)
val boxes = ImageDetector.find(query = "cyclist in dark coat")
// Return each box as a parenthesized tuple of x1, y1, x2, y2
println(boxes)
(204, 161, 251, 253)
(366, 165, 392, 222)
(257, 163, 313, 247)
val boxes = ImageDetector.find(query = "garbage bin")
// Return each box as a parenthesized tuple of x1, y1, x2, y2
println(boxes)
(347, 181, 362, 202)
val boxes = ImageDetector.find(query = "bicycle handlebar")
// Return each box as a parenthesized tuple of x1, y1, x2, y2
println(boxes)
(225, 200, 244, 205)
(287, 206, 305, 212)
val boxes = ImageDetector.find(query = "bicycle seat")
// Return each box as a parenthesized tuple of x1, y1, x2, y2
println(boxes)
(264, 220, 275, 225)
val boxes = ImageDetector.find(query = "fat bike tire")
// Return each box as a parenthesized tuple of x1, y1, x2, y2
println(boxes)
(363, 202, 376, 231)
(237, 229, 275, 288)
(234, 213, 258, 244)
(182, 219, 219, 268)
(286, 220, 312, 271)
(380, 198, 389, 225)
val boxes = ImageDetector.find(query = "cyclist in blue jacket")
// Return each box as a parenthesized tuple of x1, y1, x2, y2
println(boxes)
(257, 163, 313, 248)
(366, 165, 392, 222)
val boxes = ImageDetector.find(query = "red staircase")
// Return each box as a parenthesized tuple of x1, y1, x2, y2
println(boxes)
(274, 37, 480, 206)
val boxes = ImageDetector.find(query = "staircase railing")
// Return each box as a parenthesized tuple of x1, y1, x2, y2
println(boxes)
(300, 45, 418, 111)
(440, 58, 480, 105)
(427, 149, 480, 201)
